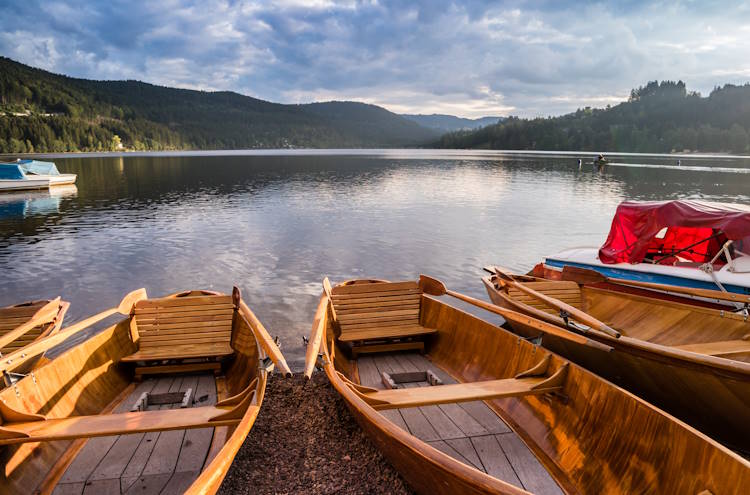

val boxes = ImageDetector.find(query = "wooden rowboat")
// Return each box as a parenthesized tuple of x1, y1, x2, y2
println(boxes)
(482, 264, 750, 452)
(305, 276, 750, 494)
(0, 297, 69, 376)
(0, 287, 290, 494)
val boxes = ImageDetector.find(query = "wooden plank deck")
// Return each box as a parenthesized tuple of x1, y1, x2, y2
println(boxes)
(359, 353, 563, 495)
(53, 374, 217, 495)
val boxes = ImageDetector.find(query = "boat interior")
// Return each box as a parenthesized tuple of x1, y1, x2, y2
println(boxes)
(0, 299, 68, 356)
(0, 290, 266, 495)
(486, 267, 750, 363)
(321, 279, 749, 494)
(358, 352, 563, 494)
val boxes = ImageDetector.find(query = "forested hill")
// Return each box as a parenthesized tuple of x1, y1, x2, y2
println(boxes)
(436, 81, 750, 154)
(401, 114, 503, 133)
(0, 57, 438, 153)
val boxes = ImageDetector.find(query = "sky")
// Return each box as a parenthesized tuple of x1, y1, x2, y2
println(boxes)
(1, 0, 750, 118)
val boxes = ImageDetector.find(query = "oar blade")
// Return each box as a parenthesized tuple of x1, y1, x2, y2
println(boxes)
(304, 293, 327, 380)
(418, 275, 447, 296)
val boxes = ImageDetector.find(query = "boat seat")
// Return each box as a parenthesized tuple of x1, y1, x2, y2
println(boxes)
(507, 281, 582, 315)
(120, 343, 235, 362)
(346, 358, 569, 410)
(329, 280, 437, 356)
(675, 339, 750, 357)
(120, 294, 235, 366)
(0, 377, 258, 446)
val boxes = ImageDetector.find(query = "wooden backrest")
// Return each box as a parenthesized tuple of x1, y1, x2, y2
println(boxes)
(508, 281, 582, 315)
(134, 294, 234, 348)
(0, 302, 49, 353)
(330, 281, 422, 337)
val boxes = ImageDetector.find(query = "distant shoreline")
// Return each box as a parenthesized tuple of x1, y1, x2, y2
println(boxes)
(2, 148, 749, 160)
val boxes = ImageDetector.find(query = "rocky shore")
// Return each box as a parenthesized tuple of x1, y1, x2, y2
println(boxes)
(219, 372, 414, 494)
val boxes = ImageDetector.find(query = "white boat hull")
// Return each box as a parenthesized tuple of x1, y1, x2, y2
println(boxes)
(46, 174, 77, 186)
(0, 178, 51, 191)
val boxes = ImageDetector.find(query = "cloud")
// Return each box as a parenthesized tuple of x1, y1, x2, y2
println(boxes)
(1, 0, 749, 118)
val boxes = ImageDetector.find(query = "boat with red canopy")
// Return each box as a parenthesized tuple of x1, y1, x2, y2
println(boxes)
(544, 200, 750, 295)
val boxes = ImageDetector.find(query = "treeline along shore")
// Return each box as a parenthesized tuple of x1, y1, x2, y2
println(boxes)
(2, 55, 750, 155)
(435, 81, 750, 154)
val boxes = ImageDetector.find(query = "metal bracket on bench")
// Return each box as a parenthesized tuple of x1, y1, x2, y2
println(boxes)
(260, 356, 274, 373)
(381, 370, 443, 389)
(131, 388, 194, 412)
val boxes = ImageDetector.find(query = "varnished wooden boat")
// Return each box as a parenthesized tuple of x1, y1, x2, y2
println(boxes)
(0, 297, 69, 376)
(0, 287, 290, 494)
(482, 264, 750, 452)
(305, 276, 750, 494)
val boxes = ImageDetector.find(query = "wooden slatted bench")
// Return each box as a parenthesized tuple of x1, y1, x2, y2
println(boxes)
(120, 294, 235, 377)
(327, 279, 438, 356)
(507, 281, 583, 315)
(675, 339, 750, 357)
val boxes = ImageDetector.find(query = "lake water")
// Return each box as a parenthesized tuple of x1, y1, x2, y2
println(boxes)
(2, 150, 750, 367)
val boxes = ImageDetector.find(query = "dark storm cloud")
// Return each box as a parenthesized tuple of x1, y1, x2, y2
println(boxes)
(1, 0, 748, 117)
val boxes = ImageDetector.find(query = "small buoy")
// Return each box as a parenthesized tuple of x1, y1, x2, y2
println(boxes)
(677, 159, 681, 167)
(578, 158, 582, 169)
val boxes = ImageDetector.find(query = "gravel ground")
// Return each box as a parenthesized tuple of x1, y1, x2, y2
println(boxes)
(219, 372, 414, 495)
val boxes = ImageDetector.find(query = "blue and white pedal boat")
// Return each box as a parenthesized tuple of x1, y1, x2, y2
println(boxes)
(544, 200, 750, 296)
(0, 160, 76, 191)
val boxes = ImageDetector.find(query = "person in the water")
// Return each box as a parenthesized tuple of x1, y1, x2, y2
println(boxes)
(595, 154, 607, 171)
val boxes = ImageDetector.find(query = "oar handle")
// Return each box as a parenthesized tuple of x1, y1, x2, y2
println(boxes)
(238, 301, 292, 377)
(444, 290, 613, 352)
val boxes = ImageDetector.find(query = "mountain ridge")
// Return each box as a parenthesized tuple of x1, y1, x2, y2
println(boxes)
(402, 114, 503, 133)
(0, 57, 439, 152)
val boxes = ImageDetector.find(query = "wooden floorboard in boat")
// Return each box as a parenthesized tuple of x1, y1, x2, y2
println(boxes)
(361, 352, 563, 495)
(53, 374, 217, 495)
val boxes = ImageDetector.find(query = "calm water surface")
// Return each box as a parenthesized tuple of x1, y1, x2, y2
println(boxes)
(2, 151, 750, 366)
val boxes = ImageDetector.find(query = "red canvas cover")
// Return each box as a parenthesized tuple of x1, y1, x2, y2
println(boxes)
(598, 200, 750, 264)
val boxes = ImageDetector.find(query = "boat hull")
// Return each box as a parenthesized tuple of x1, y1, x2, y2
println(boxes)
(545, 247, 750, 295)
(0, 289, 271, 495)
(0, 178, 50, 191)
(47, 173, 77, 186)
(482, 275, 750, 452)
(316, 279, 750, 494)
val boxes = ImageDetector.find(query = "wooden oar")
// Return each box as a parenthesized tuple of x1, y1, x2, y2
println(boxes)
(0, 288, 147, 374)
(304, 290, 328, 380)
(237, 298, 292, 377)
(493, 267, 621, 338)
(0, 297, 62, 351)
(560, 265, 750, 305)
(418, 275, 613, 352)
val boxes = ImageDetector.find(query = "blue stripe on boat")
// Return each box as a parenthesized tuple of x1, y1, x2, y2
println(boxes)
(544, 258, 750, 296)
